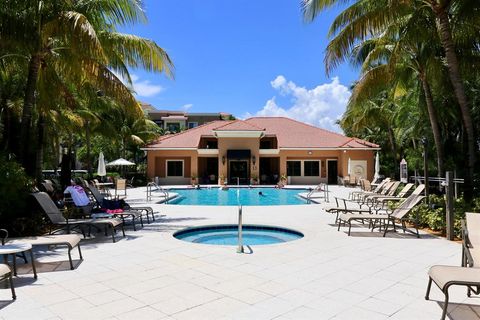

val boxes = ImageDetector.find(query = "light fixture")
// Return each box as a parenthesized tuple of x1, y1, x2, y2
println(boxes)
(222, 156, 226, 165)
(252, 155, 256, 166)
(307, 151, 312, 155)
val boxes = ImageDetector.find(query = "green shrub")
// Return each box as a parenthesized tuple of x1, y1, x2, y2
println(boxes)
(410, 194, 477, 238)
(0, 154, 39, 236)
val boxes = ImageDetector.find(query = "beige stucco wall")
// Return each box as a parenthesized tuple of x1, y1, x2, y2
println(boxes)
(341, 150, 376, 180)
(147, 150, 198, 184)
(146, 140, 376, 185)
(217, 137, 260, 183)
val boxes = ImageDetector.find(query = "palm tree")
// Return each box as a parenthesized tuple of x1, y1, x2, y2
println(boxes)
(302, 0, 478, 199)
(0, 0, 173, 176)
(349, 14, 447, 176)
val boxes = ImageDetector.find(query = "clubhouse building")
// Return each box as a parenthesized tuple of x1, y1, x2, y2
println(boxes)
(144, 117, 380, 185)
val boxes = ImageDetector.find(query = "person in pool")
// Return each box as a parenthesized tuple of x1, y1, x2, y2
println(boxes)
(258, 191, 265, 196)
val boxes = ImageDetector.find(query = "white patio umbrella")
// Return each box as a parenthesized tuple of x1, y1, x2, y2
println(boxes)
(106, 158, 135, 166)
(97, 152, 106, 177)
(374, 152, 380, 181)
(347, 158, 351, 175)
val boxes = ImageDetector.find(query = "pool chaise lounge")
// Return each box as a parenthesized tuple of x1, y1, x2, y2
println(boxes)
(349, 178, 390, 201)
(88, 186, 156, 223)
(425, 265, 480, 320)
(336, 194, 425, 237)
(425, 212, 480, 319)
(364, 182, 413, 206)
(1, 229, 83, 270)
(32, 192, 125, 243)
(368, 184, 425, 210)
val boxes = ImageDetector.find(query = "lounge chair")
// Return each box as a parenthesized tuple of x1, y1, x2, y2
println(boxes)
(425, 266, 480, 320)
(32, 192, 125, 243)
(0, 229, 83, 270)
(87, 186, 156, 223)
(463, 212, 480, 268)
(326, 197, 371, 224)
(370, 184, 424, 210)
(66, 185, 144, 231)
(337, 194, 425, 237)
(0, 264, 15, 299)
(350, 178, 391, 202)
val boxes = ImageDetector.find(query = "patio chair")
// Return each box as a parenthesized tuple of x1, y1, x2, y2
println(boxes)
(425, 265, 480, 320)
(115, 178, 127, 197)
(87, 186, 156, 223)
(0, 229, 83, 270)
(337, 194, 425, 237)
(355, 180, 398, 205)
(325, 197, 371, 224)
(67, 185, 144, 231)
(370, 184, 424, 210)
(0, 263, 15, 300)
(32, 192, 125, 243)
(463, 212, 480, 267)
(350, 178, 391, 202)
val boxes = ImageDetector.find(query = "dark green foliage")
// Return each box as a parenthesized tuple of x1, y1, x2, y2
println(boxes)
(0, 153, 40, 236)
(410, 195, 480, 238)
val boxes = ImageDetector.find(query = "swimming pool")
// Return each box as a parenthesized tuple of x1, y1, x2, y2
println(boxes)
(166, 187, 308, 206)
(174, 225, 304, 245)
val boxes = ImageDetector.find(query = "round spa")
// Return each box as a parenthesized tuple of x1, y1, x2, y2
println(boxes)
(173, 225, 304, 246)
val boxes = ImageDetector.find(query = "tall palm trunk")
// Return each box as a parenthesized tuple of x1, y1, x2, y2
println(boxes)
(35, 113, 45, 183)
(419, 73, 445, 177)
(433, 4, 475, 201)
(85, 120, 91, 176)
(19, 53, 42, 174)
(387, 127, 399, 178)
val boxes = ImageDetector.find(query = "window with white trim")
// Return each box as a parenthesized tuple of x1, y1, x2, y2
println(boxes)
(287, 161, 301, 176)
(166, 160, 183, 177)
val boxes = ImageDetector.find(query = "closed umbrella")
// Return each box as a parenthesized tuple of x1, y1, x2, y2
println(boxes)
(374, 153, 380, 182)
(97, 152, 106, 177)
(347, 158, 351, 175)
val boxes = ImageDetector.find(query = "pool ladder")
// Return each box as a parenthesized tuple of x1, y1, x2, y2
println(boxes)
(237, 205, 244, 253)
(306, 183, 329, 203)
(146, 182, 169, 203)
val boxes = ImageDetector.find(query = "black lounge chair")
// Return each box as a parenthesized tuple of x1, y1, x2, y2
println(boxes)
(32, 192, 125, 243)
(87, 186, 156, 223)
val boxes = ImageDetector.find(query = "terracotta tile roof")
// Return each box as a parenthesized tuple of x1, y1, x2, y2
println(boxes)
(146, 120, 229, 148)
(245, 117, 379, 149)
(145, 117, 379, 149)
(213, 120, 265, 131)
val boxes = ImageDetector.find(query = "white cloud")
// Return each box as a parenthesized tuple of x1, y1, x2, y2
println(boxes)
(181, 104, 193, 112)
(113, 72, 164, 98)
(130, 74, 164, 97)
(245, 76, 350, 132)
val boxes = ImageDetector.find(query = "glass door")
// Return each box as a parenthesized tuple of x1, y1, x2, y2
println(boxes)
(229, 160, 249, 185)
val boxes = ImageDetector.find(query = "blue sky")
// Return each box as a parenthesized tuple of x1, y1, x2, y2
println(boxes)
(122, 1, 357, 131)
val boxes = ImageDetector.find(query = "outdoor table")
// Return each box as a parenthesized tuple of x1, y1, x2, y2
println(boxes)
(0, 243, 37, 279)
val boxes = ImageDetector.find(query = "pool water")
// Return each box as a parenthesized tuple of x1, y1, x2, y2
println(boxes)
(174, 225, 304, 245)
(167, 187, 308, 206)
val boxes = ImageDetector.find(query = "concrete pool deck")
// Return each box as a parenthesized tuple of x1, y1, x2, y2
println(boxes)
(0, 186, 478, 319)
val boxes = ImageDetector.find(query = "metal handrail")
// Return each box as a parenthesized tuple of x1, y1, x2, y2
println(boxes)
(237, 205, 244, 253)
(146, 182, 169, 203)
(306, 183, 329, 203)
